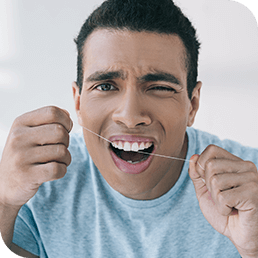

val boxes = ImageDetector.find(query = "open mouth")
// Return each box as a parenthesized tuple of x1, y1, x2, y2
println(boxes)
(110, 142, 154, 164)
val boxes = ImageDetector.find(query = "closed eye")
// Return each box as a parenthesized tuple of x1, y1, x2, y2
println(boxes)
(150, 86, 176, 92)
(95, 83, 117, 91)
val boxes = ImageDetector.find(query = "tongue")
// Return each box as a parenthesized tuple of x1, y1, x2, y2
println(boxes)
(120, 151, 145, 162)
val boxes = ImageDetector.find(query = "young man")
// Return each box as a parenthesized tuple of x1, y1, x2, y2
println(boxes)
(1, 0, 258, 257)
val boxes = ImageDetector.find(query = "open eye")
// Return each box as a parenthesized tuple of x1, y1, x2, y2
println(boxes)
(95, 83, 116, 91)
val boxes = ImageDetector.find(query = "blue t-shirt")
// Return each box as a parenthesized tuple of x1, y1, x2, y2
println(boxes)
(12, 127, 258, 257)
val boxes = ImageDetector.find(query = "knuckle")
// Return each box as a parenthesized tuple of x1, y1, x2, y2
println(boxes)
(245, 160, 257, 172)
(205, 144, 217, 154)
(13, 114, 24, 126)
(51, 163, 67, 179)
(67, 151, 72, 166)
(217, 191, 226, 207)
(46, 106, 59, 122)
(56, 144, 67, 157)
(53, 123, 63, 134)
(54, 124, 67, 139)
(9, 128, 25, 150)
(205, 159, 217, 173)
(10, 127, 23, 141)
(210, 174, 220, 189)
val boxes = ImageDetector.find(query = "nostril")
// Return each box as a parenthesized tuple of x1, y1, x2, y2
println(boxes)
(112, 101, 152, 128)
(136, 122, 147, 126)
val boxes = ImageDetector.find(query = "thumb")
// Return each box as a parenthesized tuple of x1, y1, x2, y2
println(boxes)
(188, 154, 207, 200)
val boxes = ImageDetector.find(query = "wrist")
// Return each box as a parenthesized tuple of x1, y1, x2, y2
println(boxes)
(0, 202, 21, 248)
(0, 199, 22, 215)
(238, 250, 258, 258)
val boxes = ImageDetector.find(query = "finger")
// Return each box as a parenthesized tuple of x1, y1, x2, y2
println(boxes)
(189, 154, 208, 200)
(204, 159, 258, 191)
(209, 171, 258, 203)
(29, 124, 70, 147)
(14, 106, 73, 133)
(196, 145, 242, 178)
(213, 182, 258, 216)
(32, 162, 68, 185)
(27, 144, 71, 166)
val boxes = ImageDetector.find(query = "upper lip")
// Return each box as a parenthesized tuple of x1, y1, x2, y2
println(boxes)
(108, 135, 156, 144)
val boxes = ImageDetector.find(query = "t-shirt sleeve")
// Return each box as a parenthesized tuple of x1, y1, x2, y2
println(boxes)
(12, 204, 41, 257)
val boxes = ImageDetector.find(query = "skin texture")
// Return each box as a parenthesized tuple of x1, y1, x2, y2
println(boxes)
(73, 29, 201, 200)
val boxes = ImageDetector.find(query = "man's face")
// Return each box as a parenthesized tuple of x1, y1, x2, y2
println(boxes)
(73, 29, 201, 200)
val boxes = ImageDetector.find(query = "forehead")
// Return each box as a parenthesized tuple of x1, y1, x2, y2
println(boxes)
(82, 29, 187, 81)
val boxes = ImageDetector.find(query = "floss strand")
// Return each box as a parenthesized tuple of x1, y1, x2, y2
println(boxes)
(74, 121, 194, 163)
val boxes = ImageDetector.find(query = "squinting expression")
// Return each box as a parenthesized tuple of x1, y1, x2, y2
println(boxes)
(73, 29, 201, 200)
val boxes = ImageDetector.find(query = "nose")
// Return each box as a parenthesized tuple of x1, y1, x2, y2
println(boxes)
(112, 90, 152, 128)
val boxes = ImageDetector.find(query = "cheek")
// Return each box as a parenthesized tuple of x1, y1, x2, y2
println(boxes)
(80, 96, 105, 125)
(157, 101, 189, 151)
(79, 96, 110, 157)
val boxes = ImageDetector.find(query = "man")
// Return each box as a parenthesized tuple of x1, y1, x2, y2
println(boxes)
(0, 0, 258, 257)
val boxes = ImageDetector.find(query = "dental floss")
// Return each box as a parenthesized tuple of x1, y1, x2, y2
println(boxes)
(74, 121, 194, 164)
(73, 121, 207, 184)
(197, 161, 205, 171)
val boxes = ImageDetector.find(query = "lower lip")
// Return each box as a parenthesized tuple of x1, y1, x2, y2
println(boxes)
(110, 148, 155, 174)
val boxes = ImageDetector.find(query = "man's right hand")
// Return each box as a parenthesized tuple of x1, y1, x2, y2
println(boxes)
(0, 106, 73, 208)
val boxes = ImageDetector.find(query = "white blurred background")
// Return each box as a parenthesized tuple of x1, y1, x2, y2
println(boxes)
(0, 0, 258, 158)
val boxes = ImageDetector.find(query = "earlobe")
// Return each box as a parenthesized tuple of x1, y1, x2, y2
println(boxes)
(72, 81, 81, 118)
(187, 81, 202, 127)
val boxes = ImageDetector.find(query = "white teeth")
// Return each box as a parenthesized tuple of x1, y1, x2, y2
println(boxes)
(124, 142, 131, 151)
(144, 142, 152, 149)
(131, 142, 138, 152)
(139, 142, 145, 150)
(117, 141, 123, 149)
(111, 141, 153, 152)
(127, 160, 140, 164)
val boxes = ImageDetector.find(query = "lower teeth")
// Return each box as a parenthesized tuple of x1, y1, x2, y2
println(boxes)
(127, 160, 140, 164)
(126, 156, 148, 164)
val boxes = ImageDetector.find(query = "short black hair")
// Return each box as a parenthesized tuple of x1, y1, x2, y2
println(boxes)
(74, 0, 201, 99)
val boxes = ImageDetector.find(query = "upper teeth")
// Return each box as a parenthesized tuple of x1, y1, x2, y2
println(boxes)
(111, 141, 152, 152)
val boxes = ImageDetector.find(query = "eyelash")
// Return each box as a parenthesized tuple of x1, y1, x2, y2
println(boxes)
(149, 86, 176, 92)
(95, 83, 117, 91)
(94, 83, 176, 93)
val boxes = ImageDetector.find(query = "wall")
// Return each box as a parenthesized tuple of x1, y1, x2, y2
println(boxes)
(0, 0, 258, 157)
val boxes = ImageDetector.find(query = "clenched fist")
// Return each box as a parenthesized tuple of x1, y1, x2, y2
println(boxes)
(0, 106, 73, 209)
(189, 145, 258, 257)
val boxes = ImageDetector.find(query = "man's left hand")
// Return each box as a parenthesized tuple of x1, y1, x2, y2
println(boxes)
(189, 145, 258, 257)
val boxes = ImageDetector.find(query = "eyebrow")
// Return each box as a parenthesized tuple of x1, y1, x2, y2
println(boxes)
(138, 72, 181, 86)
(86, 70, 127, 82)
(85, 69, 182, 87)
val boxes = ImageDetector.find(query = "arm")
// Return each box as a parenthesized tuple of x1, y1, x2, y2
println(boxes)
(0, 203, 38, 258)
(10, 243, 39, 258)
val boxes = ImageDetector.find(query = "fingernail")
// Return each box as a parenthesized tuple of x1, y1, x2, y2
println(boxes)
(190, 154, 199, 160)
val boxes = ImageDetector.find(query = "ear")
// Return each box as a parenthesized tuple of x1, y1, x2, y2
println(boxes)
(72, 81, 82, 124)
(187, 81, 202, 127)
